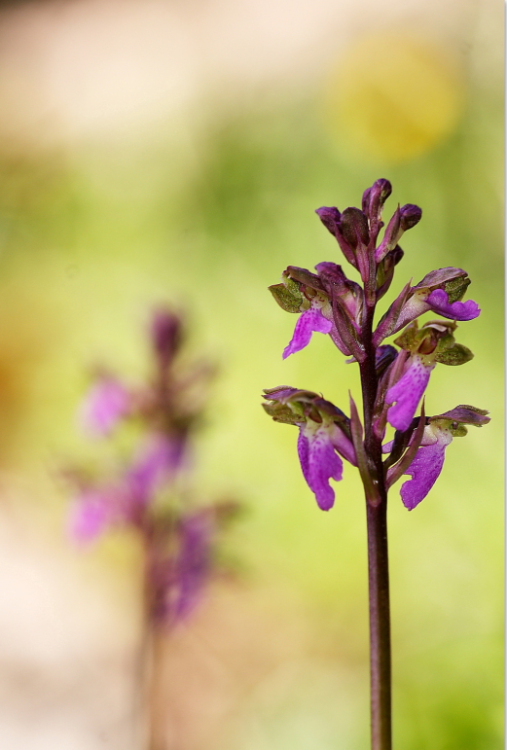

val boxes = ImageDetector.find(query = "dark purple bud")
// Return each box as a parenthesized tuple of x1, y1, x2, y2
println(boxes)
(339, 207, 373, 288)
(316, 207, 357, 268)
(362, 178, 392, 219)
(315, 206, 341, 236)
(399, 204, 422, 231)
(376, 204, 422, 262)
(315, 261, 364, 325)
(151, 308, 183, 365)
(340, 207, 370, 248)
(376, 245, 404, 300)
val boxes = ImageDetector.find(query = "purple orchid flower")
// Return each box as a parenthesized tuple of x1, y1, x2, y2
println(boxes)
(385, 406, 491, 510)
(398, 423, 453, 510)
(297, 421, 344, 511)
(262, 386, 357, 510)
(283, 305, 333, 359)
(80, 376, 131, 437)
(386, 355, 435, 432)
(69, 434, 186, 543)
(374, 268, 481, 345)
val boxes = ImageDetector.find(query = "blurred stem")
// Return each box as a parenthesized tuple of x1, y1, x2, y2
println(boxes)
(142, 545, 168, 750)
(360, 303, 392, 750)
(145, 626, 167, 750)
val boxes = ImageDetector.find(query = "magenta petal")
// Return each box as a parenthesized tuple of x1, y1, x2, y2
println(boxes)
(297, 424, 343, 510)
(427, 289, 481, 321)
(174, 513, 213, 621)
(400, 429, 453, 509)
(386, 356, 433, 432)
(329, 423, 357, 466)
(127, 434, 186, 506)
(283, 308, 332, 359)
(69, 490, 112, 543)
(80, 377, 131, 436)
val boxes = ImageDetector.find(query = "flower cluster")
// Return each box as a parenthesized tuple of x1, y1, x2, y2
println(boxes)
(263, 179, 489, 511)
(67, 308, 239, 626)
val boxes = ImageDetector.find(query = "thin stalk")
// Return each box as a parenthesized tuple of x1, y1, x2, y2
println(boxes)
(145, 627, 167, 750)
(365, 496, 391, 750)
(360, 304, 392, 750)
(142, 543, 168, 750)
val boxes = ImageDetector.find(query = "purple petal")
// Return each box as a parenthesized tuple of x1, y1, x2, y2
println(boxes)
(283, 308, 332, 359)
(127, 434, 186, 506)
(69, 489, 113, 543)
(174, 513, 213, 621)
(80, 377, 131, 437)
(297, 424, 343, 510)
(400, 427, 453, 509)
(329, 423, 357, 466)
(386, 356, 434, 432)
(427, 289, 481, 321)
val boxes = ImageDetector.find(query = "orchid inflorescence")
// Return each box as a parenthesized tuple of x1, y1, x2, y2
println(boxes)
(67, 308, 238, 627)
(263, 179, 489, 512)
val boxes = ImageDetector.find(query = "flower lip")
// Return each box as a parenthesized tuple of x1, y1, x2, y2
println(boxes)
(298, 422, 343, 511)
(400, 425, 453, 510)
(282, 307, 333, 359)
(426, 289, 481, 321)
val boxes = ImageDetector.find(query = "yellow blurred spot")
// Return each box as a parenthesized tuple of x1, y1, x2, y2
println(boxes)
(324, 32, 465, 163)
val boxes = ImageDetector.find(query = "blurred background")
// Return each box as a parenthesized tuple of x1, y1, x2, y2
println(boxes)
(0, 0, 502, 748)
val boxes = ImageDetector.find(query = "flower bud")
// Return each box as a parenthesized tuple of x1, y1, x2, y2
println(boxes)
(362, 178, 392, 222)
(376, 204, 422, 262)
(399, 204, 422, 231)
(151, 308, 183, 365)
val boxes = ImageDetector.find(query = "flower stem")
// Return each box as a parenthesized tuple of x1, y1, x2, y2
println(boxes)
(360, 304, 392, 750)
(366, 497, 391, 750)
